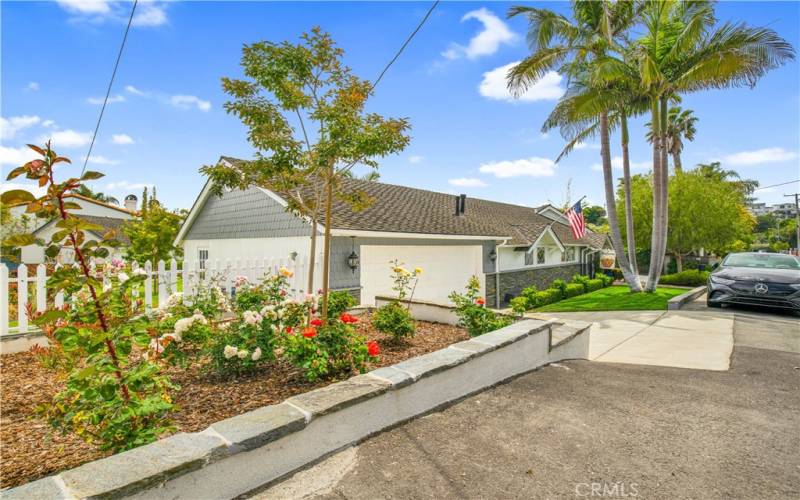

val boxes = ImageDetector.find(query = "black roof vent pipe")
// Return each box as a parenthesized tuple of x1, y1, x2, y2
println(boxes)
(459, 194, 467, 215)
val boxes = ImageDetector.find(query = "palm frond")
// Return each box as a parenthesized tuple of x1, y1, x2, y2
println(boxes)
(507, 47, 570, 96)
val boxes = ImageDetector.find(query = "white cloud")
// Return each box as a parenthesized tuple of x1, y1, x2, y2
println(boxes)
(479, 63, 564, 103)
(26, 82, 40, 91)
(111, 133, 134, 145)
(590, 156, 650, 172)
(38, 129, 93, 148)
(133, 2, 167, 27)
(479, 157, 556, 178)
(408, 155, 424, 164)
(442, 8, 517, 60)
(722, 147, 799, 166)
(56, 0, 112, 14)
(42, 120, 56, 128)
(449, 177, 488, 188)
(105, 180, 152, 191)
(82, 154, 118, 165)
(125, 85, 147, 96)
(0, 145, 40, 166)
(86, 94, 126, 105)
(0, 115, 41, 140)
(170, 95, 211, 112)
(540, 132, 550, 140)
(0, 182, 47, 198)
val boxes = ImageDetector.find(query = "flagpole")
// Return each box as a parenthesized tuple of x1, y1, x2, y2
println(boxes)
(575, 195, 586, 207)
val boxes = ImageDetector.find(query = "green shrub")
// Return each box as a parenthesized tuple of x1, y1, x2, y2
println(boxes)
(659, 270, 709, 286)
(551, 279, 568, 298)
(510, 296, 529, 314)
(449, 277, 513, 336)
(586, 278, 604, 292)
(564, 283, 585, 298)
(327, 290, 357, 319)
(373, 301, 415, 341)
(537, 288, 563, 307)
(598, 273, 614, 287)
(611, 268, 624, 280)
(571, 274, 591, 293)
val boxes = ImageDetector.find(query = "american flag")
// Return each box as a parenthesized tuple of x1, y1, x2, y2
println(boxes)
(565, 201, 586, 239)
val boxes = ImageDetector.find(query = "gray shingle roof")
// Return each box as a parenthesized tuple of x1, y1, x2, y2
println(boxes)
(75, 216, 132, 245)
(220, 156, 606, 249)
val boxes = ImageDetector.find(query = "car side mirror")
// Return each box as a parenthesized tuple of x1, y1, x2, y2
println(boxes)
(710, 263, 719, 270)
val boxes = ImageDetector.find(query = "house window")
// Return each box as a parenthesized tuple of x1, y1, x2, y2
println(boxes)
(198, 249, 209, 270)
(525, 250, 534, 266)
(562, 247, 576, 262)
(537, 247, 546, 265)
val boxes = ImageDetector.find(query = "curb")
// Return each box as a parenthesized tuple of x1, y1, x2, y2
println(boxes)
(667, 285, 707, 310)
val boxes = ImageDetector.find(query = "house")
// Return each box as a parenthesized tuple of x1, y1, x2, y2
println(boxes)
(12, 193, 138, 265)
(174, 157, 611, 308)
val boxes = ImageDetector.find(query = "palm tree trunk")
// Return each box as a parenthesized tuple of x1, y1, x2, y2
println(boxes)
(645, 99, 662, 292)
(672, 152, 682, 173)
(320, 163, 334, 322)
(675, 252, 683, 273)
(620, 111, 638, 278)
(599, 112, 641, 292)
(655, 96, 670, 283)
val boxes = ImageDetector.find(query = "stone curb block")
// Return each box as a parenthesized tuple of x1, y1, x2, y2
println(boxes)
(1, 319, 585, 500)
(667, 285, 707, 310)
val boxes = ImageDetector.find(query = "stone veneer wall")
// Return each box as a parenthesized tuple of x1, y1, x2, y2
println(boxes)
(486, 263, 582, 308)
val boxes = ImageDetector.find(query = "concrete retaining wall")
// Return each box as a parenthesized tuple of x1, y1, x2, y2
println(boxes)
(3, 318, 590, 500)
(667, 286, 706, 310)
(0, 331, 48, 355)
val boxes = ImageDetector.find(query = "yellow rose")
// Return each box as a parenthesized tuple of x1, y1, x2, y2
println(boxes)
(414, 267, 422, 275)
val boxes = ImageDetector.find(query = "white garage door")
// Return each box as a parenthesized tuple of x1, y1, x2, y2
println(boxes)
(360, 245, 485, 306)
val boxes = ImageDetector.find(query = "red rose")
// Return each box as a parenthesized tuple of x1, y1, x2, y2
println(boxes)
(476, 297, 486, 306)
(310, 318, 323, 327)
(285, 326, 293, 334)
(340, 313, 359, 324)
(302, 327, 317, 338)
(367, 340, 380, 357)
(280, 290, 287, 296)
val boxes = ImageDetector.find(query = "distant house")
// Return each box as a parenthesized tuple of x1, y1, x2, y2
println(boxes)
(175, 157, 611, 308)
(11, 193, 138, 265)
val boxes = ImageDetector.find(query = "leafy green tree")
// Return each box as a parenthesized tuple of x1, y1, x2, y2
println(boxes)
(1, 200, 33, 262)
(583, 205, 607, 226)
(75, 184, 119, 205)
(122, 188, 184, 264)
(620, 169, 754, 272)
(201, 28, 410, 319)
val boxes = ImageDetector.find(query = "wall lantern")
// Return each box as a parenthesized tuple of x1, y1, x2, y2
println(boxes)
(347, 237, 359, 273)
(489, 249, 497, 262)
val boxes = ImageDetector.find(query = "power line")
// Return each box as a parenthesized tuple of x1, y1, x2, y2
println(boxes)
(80, 0, 138, 176)
(754, 179, 800, 191)
(372, 0, 439, 89)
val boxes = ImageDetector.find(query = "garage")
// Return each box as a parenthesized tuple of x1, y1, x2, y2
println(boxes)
(359, 244, 485, 306)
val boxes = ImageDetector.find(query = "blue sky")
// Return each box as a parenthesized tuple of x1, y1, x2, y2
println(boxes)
(2, 1, 799, 212)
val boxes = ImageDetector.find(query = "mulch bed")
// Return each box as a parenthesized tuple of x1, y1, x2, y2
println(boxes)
(0, 313, 468, 489)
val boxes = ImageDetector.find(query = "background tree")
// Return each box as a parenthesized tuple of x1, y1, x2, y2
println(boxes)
(122, 187, 184, 264)
(0, 201, 33, 263)
(75, 184, 119, 205)
(646, 106, 697, 172)
(583, 205, 607, 226)
(202, 28, 410, 319)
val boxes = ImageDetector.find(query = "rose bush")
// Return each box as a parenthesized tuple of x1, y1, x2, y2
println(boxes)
(449, 276, 513, 337)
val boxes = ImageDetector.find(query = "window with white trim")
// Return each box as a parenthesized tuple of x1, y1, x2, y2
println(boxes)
(562, 247, 576, 262)
(198, 248, 209, 270)
(537, 247, 546, 265)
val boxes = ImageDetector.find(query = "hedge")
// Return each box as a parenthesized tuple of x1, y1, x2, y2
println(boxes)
(660, 270, 709, 286)
(535, 288, 563, 307)
(586, 278, 604, 292)
(564, 283, 585, 298)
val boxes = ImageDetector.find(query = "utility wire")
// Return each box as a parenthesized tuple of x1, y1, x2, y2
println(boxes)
(80, 0, 138, 176)
(372, 0, 439, 89)
(754, 179, 800, 191)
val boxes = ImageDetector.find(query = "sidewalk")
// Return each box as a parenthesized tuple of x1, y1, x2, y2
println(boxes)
(528, 309, 735, 371)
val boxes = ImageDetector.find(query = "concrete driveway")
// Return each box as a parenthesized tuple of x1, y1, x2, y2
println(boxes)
(254, 304, 799, 500)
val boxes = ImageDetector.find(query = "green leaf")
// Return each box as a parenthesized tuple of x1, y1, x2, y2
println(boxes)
(81, 171, 105, 181)
(0, 189, 35, 205)
(5, 166, 27, 181)
(2, 234, 37, 247)
(45, 244, 61, 258)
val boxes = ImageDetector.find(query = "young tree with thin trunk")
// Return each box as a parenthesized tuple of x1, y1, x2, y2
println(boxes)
(202, 28, 410, 320)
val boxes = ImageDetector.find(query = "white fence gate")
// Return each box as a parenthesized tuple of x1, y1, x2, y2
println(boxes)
(0, 256, 317, 336)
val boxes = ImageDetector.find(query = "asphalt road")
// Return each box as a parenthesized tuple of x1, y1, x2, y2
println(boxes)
(257, 305, 800, 500)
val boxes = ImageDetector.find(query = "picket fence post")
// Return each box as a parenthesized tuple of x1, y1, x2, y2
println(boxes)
(36, 264, 47, 312)
(17, 264, 28, 334)
(144, 261, 153, 313)
(54, 264, 64, 309)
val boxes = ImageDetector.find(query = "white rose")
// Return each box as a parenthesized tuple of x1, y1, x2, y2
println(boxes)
(133, 268, 147, 276)
(237, 349, 249, 360)
(251, 347, 262, 361)
(118, 272, 130, 283)
(223, 345, 237, 359)
(174, 317, 193, 335)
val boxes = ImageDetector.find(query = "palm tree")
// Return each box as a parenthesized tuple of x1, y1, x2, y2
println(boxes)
(696, 161, 759, 201)
(509, 0, 644, 292)
(75, 185, 119, 205)
(634, 0, 794, 291)
(646, 106, 697, 172)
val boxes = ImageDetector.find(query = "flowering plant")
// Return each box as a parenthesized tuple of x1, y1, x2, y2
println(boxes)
(208, 310, 277, 376)
(388, 259, 421, 301)
(4, 143, 176, 451)
(449, 276, 513, 337)
(281, 313, 376, 382)
(373, 260, 421, 341)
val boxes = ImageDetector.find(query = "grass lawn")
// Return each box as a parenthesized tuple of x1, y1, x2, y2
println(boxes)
(534, 285, 687, 312)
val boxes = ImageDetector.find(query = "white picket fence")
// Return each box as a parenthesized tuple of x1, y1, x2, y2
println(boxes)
(0, 256, 317, 336)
